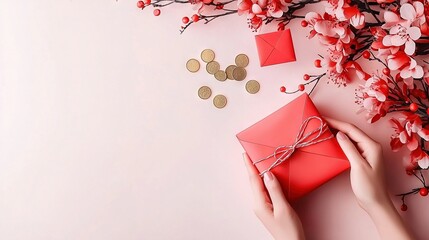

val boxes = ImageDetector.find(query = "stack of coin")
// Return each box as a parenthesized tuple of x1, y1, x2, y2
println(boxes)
(232, 54, 249, 81)
(224, 54, 249, 81)
(201, 50, 250, 83)
(201, 49, 226, 82)
(187, 49, 261, 109)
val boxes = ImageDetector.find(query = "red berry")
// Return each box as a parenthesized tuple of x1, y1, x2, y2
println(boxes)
(426, 108, 429, 115)
(137, 1, 145, 8)
(401, 204, 408, 211)
(280, 86, 286, 92)
(314, 59, 322, 68)
(192, 14, 200, 22)
(284, 0, 292, 2)
(215, 3, 224, 9)
(410, 103, 418, 112)
(153, 9, 161, 16)
(182, 16, 189, 24)
(362, 50, 370, 59)
(301, 20, 308, 27)
(144, 0, 151, 4)
(420, 188, 428, 196)
(303, 74, 310, 81)
(382, 68, 390, 75)
(298, 84, 305, 91)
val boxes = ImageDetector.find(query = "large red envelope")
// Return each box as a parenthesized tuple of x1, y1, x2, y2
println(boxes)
(255, 29, 296, 67)
(236, 93, 350, 201)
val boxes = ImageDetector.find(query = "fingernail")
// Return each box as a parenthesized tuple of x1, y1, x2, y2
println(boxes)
(337, 131, 347, 140)
(263, 172, 273, 181)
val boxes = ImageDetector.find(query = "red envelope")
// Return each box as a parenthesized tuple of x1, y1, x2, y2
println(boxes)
(236, 93, 349, 201)
(255, 29, 296, 67)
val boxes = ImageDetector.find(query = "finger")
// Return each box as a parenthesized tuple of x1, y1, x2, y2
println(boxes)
(336, 131, 370, 169)
(244, 152, 261, 177)
(243, 153, 272, 212)
(325, 117, 382, 168)
(324, 117, 377, 147)
(263, 171, 291, 216)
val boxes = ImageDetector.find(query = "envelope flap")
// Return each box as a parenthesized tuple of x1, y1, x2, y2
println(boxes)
(261, 30, 296, 65)
(255, 35, 276, 67)
(236, 93, 309, 149)
(276, 29, 295, 58)
(263, 48, 295, 66)
(258, 30, 282, 46)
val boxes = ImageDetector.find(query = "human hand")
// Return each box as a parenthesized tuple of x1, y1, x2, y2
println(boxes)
(325, 117, 414, 240)
(324, 117, 389, 212)
(243, 153, 305, 240)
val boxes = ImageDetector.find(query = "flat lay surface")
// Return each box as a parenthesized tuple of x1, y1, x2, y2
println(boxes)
(0, 1, 428, 239)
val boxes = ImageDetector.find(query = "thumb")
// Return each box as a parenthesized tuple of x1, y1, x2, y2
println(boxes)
(336, 131, 368, 169)
(263, 171, 291, 215)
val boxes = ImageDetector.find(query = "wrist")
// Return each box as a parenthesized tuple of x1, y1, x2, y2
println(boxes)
(361, 190, 392, 215)
(364, 195, 414, 240)
(366, 196, 395, 221)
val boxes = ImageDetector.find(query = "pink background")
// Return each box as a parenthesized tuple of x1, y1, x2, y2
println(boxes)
(0, 1, 428, 239)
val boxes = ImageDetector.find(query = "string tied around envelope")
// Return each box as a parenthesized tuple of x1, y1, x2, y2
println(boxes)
(253, 116, 334, 177)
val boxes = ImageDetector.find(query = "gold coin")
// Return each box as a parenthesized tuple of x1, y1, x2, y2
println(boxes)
(214, 70, 227, 81)
(198, 86, 212, 100)
(186, 59, 200, 73)
(235, 54, 249, 68)
(246, 80, 260, 94)
(201, 49, 215, 63)
(225, 65, 237, 80)
(213, 94, 227, 109)
(232, 67, 247, 81)
(206, 61, 220, 75)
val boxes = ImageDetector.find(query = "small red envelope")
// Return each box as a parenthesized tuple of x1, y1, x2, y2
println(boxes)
(255, 29, 296, 67)
(236, 93, 349, 201)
